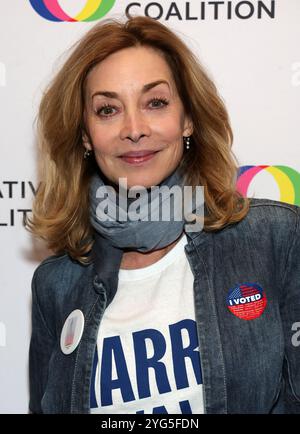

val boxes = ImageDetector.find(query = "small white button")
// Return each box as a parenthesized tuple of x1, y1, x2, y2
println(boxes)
(60, 309, 85, 355)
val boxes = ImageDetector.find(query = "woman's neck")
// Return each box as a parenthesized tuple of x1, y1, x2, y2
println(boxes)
(119, 232, 184, 270)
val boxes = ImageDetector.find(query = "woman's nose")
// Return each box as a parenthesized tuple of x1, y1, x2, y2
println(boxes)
(120, 108, 151, 143)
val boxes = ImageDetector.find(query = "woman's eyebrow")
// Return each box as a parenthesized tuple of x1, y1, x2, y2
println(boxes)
(91, 79, 170, 99)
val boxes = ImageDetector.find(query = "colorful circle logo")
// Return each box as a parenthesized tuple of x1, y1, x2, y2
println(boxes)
(237, 165, 300, 206)
(29, 0, 116, 22)
(227, 282, 267, 321)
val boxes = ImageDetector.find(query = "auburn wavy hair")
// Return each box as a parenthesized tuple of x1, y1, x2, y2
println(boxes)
(25, 14, 249, 264)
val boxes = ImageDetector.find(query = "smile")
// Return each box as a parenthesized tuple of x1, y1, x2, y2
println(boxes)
(119, 151, 159, 166)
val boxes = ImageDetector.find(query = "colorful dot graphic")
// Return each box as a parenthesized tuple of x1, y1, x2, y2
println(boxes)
(29, 0, 116, 22)
(237, 165, 300, 206)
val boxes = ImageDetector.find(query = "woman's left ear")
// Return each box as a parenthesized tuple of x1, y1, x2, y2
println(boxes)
(82, 129, 92, 151)
(183, 115, 194, 137)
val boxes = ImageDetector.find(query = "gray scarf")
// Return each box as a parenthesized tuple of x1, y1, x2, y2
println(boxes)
(90, 166, 191, 252)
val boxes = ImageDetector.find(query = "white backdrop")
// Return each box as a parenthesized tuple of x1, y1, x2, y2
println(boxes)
(0, 0, 299, 413)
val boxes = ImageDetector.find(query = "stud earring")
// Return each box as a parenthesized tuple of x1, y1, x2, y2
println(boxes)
(184, 136, 191, 150)
(84, 149, 92, 159)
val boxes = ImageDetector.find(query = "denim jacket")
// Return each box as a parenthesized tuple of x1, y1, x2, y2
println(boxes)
(28, 198, 300, 414)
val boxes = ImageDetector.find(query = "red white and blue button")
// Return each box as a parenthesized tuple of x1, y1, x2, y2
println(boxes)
(226, 282, 267, 320)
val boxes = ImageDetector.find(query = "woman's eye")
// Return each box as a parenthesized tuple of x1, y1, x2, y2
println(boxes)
(97, 105, 117, 117)
(149, 98, 169, 108)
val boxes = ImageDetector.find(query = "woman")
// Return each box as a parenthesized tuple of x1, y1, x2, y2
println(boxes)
(26, 15, 300, 414)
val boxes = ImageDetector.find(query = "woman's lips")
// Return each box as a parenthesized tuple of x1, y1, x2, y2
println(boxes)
(119, 151, 159, 165)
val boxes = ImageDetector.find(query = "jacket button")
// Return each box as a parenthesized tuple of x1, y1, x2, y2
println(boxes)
(93, 275, 104, 291)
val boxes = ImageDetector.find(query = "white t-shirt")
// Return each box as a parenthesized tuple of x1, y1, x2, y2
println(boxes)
(90, 233, 204, 414)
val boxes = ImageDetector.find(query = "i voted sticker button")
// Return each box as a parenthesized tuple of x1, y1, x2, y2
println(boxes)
(226, 282, 267, 320)
(60, 309, 85, 355)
